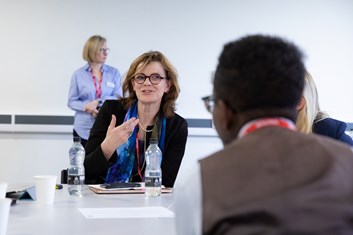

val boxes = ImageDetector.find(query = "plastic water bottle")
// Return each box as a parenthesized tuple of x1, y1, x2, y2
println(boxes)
(68, 136, 85, 197)
(144, 138, 162, 198)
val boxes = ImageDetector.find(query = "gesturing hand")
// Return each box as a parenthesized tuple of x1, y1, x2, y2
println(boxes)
(101, 115, 139, 160)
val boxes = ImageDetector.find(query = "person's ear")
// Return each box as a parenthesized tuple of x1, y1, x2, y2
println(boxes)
(131, 79, 136, 91)
(164, 80, 171, 93)
(296, 97, 306, 111)
(213, 99, 238, 145)
(217, 100, 235, 130)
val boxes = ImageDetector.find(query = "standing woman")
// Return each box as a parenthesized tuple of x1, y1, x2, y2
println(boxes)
(84, 51, 188, 187)
(68, 35, 123, 147)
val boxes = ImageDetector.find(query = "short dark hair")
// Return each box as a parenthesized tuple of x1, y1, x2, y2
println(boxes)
(214, 35, 305, 112)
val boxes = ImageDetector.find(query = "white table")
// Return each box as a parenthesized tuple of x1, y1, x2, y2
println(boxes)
(7, 185, 177, 235)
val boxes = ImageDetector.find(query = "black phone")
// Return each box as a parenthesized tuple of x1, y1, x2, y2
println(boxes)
(100, 182, 141, 189)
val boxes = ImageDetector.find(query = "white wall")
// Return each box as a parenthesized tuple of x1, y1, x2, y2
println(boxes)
(0, 132, 222, 184)
(1, 0, 353, 184)
(1, 0, 353, 120)
(0, 133, 71, 184)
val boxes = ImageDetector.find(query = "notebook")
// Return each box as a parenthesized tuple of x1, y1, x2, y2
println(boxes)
(88, 184, 173, 194)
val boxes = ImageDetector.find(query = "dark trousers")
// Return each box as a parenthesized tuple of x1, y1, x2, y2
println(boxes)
(73, 129, 87, 148)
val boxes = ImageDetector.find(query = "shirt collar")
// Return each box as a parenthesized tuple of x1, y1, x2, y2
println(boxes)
(85, 63, 107, 72)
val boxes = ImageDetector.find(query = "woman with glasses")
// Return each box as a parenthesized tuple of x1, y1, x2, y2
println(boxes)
(68, 35, 123, 147)
(84, 51, 188, 187)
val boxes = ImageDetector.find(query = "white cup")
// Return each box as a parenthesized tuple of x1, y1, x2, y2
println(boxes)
(34, 175, 57, 205)
(0, 183, 7, 199)
(0, 198, 11, 235)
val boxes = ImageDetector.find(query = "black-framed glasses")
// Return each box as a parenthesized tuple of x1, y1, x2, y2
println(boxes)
(202, 95, 214, 113)
(100, 48, 110, 53)
(131, 73, 167, 85)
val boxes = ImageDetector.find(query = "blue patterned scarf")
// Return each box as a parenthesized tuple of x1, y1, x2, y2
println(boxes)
(105, 101, 166, 183)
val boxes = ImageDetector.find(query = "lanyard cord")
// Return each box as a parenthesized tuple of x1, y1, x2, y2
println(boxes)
(90, 68, 102, 99)
(135, 130, 146, 181)
(238, 117, 296, 138)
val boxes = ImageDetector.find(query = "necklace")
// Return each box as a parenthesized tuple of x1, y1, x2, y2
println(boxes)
(139, 123, 153, 133)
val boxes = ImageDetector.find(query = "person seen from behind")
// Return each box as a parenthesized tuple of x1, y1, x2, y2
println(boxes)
(174, 34, 353, 235)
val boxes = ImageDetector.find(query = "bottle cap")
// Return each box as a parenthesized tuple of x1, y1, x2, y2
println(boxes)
(150, 138, 158, 144)
(73, 136, 81, 143)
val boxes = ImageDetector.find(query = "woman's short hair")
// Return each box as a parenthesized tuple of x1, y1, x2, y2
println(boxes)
(82, 35, 106, 63)
(122, 51, 180, 118)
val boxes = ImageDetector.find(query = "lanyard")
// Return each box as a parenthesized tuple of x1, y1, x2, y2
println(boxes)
(90, 68, 102, 99)
(238, 117, 296, 138)
(135, 132, 143, 180)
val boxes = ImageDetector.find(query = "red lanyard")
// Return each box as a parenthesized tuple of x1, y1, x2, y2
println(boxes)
(90, 68, 102, 99)
(238, 117, 296, 138)
(135, 132, 143, 180)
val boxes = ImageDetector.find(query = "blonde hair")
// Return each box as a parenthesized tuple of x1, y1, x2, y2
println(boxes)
(121, 51, 180, 118)
(296, 71, 328, 133)
(82, 35, 106, 63)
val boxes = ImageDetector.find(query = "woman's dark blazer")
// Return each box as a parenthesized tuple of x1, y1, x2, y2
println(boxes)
(84, 100, 188, 187)
(313, 118, 353, 146)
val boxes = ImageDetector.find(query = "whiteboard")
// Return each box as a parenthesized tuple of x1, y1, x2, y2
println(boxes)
(1, 0, 353, 122)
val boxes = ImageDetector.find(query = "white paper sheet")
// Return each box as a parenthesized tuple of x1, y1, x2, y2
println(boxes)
(78, 207, 175, 219)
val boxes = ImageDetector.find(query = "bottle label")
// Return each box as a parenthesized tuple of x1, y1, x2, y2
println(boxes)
(145, 177, 161, 188)
(68, 175, 85, 185)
